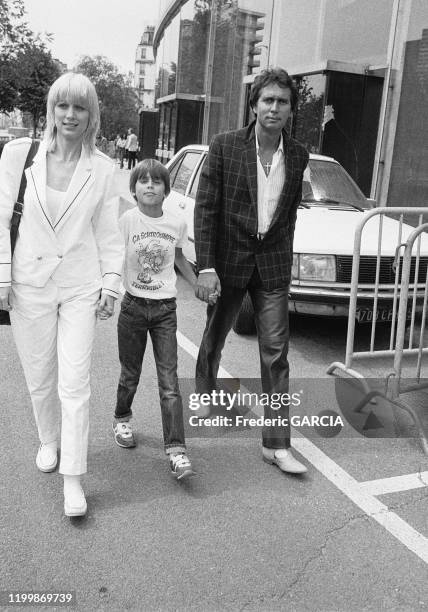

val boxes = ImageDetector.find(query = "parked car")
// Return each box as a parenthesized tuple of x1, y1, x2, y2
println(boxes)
(164, 145, 428, 334)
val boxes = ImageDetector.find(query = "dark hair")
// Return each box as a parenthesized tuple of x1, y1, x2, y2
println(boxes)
(129, 159, 170, 198)
(249, 67, 298, 114)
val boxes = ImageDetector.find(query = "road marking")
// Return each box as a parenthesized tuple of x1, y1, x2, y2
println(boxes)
(177, 331, 232, 378)
(293, 434, 428, 563)
(177, 329, 428, 565)
(358, 472, 428, 496)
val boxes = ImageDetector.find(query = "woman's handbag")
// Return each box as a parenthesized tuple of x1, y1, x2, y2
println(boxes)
(0, 140, 40, 325)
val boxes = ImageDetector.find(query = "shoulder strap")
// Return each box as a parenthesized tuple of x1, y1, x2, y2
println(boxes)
(10, 139, 40, 255)
(17, 139, 40, 204)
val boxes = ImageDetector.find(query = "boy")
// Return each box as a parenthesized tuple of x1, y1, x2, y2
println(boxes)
(113, 159, 196, 479)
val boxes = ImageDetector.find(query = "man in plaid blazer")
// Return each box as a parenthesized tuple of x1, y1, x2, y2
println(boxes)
(194, 67, 308, 474)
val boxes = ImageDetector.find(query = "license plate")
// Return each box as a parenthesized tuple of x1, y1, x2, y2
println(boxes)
(356, 307, 411, 323)
(356, 308, 392, 323)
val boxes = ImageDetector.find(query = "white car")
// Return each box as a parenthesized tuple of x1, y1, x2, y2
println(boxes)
(164, 145, 428, 334)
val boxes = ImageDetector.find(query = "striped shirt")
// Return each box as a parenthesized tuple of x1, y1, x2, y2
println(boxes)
(256, 133, 285, 236)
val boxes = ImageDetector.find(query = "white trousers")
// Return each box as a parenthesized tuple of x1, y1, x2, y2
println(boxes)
(10, 279, 100, 475)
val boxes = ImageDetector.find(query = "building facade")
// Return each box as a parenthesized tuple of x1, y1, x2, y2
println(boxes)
(152, 0, 428, 207)
(135, 25, 156, 109)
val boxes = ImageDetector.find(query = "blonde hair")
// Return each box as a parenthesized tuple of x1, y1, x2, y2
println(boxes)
(44, 72, 100, 153)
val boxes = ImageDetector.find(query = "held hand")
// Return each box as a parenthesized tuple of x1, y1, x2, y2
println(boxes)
(195, 272, 221, 305)
(0, 287, 12, 311)
(97, 293, 116, 320)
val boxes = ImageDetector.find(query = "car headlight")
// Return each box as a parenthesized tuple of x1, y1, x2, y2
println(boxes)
(293, 254, 336, 281)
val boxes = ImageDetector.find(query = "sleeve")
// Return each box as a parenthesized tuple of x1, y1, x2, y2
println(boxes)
(92, 165, 125, 298)
(193, 134, 223, 271)
(176, 217, 188, 249)
(287, 148, 309, 259)
(0, 143, 22, 288)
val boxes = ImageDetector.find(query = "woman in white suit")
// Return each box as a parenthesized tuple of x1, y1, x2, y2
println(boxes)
(0, 73, 123, 517)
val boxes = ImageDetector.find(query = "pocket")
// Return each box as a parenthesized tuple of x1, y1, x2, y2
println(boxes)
(120, 293, 134, 314)
(160, 298, 177, 312)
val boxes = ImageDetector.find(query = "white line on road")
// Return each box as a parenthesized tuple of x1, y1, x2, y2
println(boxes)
(177, 329, 428, 565)
(293, 435, 428, 564)
(358, 472, 428, 496)
(177, 330, 232, 378)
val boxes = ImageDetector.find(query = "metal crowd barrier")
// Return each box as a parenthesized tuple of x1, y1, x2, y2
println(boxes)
(327, 207, 428, 453)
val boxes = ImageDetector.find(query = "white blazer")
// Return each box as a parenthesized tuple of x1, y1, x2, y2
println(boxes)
(0, 137, 123, 297)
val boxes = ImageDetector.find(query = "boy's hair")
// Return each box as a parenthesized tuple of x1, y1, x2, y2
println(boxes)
(250, 67, 298, 114)
(130, 159, 171, 198)
(44, 72, 100, 154)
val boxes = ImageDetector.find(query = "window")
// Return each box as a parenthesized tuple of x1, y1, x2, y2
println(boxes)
(305, 160, 369, 208)
(168, 158, 181, 186)
(141, 48, 146, 59)
(189, 156, 206, 198)
(170, 151, 202, 195)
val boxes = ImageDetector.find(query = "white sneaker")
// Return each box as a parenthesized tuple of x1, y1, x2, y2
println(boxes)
(36, 443, 58, 473)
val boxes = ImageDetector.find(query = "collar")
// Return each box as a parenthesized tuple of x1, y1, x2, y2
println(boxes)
(255, 131, 284, 155)
(245, 120, 287, 152)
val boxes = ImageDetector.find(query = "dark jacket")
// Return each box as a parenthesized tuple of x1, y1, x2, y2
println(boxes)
(194, 122, 309, 290)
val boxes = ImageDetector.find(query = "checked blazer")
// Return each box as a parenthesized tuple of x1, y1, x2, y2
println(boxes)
(194, 121, 309, 290)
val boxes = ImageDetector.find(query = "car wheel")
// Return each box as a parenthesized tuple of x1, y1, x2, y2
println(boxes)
(233, 292, 256, 335)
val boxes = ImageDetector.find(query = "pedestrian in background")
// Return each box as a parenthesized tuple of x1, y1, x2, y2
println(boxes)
(112, 159, 196, 480)
(116, 133, 127, 169)
(114, 133, 121, 160)
(194, 67, 308, 475)
(0, 72, 123, 517)
(125, 127, 138, 170)
(96, 132, 108, 155)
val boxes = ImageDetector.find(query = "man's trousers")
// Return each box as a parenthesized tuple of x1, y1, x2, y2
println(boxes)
(10, 279, 100, 475)
(196, 269, 291, 449)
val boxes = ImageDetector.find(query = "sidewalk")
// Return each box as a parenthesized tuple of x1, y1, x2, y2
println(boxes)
(112, 165, 134, 215)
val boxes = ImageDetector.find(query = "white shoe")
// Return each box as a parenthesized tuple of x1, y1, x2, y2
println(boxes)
(262, 447, 308, 474)
(36, 443, 58, 473)
(64, 478, 87, 517)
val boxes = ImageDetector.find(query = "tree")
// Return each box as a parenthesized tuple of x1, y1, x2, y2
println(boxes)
(75, 55, 139, 138)
(0, 0, 55, 118)
(14, 42, 61, 136)
(0, 0, 32, 49)
(0, 53, 18, 112)
(294, 77, 325, 153)
(0, 0, 30, 113)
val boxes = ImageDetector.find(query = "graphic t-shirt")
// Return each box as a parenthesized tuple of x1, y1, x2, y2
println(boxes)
(119, 207, 188, 299)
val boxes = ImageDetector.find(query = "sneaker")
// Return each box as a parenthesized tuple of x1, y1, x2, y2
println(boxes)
(112, 422, 136, 448)
(169, 452, 195, 480)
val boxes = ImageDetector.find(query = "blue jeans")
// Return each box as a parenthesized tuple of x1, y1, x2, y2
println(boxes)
(115, 292, 186, 453)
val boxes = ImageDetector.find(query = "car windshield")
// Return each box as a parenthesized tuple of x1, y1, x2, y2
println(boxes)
(302, 159, 370, 210)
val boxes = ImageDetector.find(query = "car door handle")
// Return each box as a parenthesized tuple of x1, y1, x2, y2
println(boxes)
(179, 202, 186, 209)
